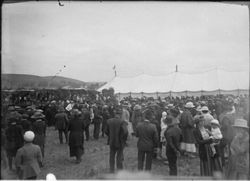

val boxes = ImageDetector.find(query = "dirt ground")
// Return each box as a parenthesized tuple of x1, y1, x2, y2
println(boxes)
(3, 125, 204, 180)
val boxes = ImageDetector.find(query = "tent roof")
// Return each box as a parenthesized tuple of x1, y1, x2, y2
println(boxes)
(98, 69, 249, 93)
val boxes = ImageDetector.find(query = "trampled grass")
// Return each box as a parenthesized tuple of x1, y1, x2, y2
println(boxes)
(3, 126, 201, 179)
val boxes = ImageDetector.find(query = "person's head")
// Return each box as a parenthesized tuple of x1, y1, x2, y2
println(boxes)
(232, 119, 249, 138)
(200, 106, 209, 114)
(23, 131, 35, 143)
(165, 116, 173, 126)
(161, 111, 167, 119)
(195, 115, 205, 128)
(71, 109, 81, 118)
(184, 102, 195, 110)
(114, 105, 123, 117)
(169, 108, 180, 118)
(210, 119, 220, 129)
(142, 109, 153, 121)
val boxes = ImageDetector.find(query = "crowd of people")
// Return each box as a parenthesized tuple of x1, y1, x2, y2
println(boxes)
(1, 89, 249, 179)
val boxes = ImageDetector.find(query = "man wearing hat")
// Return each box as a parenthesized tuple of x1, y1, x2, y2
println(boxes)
(164, 116, 182, 175)
(15, 131, 43, 179)
(68, 108, 85, 164)
(136, 109, 159, 171)
(5, 118, 24, 170)
(5, 106, 22, 126)
(226, 119, 249, 180)
(105, 105, 128, 173)
(179, 102, 196, 157)
(131, 105, 143, 136)
(55, 107, 69, 144)
(31, 112, 46, 157)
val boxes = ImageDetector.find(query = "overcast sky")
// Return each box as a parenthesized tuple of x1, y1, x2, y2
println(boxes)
(2, 1, 249, 82)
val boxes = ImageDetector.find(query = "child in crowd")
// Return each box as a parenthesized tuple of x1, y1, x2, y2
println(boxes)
(206, 119, 223, 156)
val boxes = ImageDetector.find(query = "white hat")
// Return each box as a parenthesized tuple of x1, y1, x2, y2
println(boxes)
(185, 102, 195, 108)
(46, 173, 57, 181)
(162, 111, 167, 117)
(232, 119, 249, 129)
(23, 131, 35, 142)
(211, 119, 220, 126)
(167, 104, 174, 108)
(201, 106, 209, 112)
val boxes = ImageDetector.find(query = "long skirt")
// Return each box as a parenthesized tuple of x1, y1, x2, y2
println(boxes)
(69, 145, 84, 158)
(200, 145, 222, 176)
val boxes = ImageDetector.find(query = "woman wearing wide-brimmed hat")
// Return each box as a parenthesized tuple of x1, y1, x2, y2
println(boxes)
(179, 102, 197, 157)
(31, 112, 46, 157)
(68, 109, 85, 163)
(226, 119, 249, 180)
(15, 131, 43, 179)
(193, 115, 222, 176)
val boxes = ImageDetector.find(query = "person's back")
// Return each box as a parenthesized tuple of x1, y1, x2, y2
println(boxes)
(106, 117, 125, 149)
(179, 110, 192, 129)
(136, 121, 158, 151)
(15, 131, 43, 179)
(16, 143, 42, 168)
(165, 125, 182, 151)
(32, 120, 46, 136)
(55, 112, 68, 130)
(69, 117, 84, 132)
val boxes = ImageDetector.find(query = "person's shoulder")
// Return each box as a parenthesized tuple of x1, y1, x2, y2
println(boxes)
(17, 146, 25, 153)
(137, 121, 144, 127)
(192, 128, 200, 135)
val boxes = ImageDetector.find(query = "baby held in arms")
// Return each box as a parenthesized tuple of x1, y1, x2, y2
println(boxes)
(206, 119, 223, 156)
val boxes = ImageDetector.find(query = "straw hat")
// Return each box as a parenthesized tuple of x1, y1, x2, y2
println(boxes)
(211, 119, 220, 126)
(31, 112, 45, 119)
(232, 119, 249, 129)
(167, 104, 174, 109)
(200, 106, 209, 112)
(134, 105, 141, 110)
(58, 107, 65, 112)
(8, 106, 15, 111)
(185, 102, 195, 108)
(24, 131, 35, 142)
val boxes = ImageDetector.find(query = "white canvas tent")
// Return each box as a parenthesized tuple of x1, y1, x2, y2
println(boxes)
(98, 69, 249, 99)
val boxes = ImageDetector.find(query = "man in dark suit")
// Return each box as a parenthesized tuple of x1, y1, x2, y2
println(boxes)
(5, 118, 24, 170)
(164, 116, 182, 176)
(31, 112, 47, 157)
(136, 109, 159, 171)
(55, 107, 69, 144)
(105, 105, 128, 173)
(81, 105, 91, 141)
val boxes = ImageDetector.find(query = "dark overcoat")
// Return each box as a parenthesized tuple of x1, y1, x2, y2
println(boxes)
(68, 117, 85, 148)
(136, 121, 159, 151)
(179, 110, 196, 143)
(106, 116, 128, 149)
(5, 124, 24, 157)
(32, 120, 46, 152)
(55, 112, 68, 130)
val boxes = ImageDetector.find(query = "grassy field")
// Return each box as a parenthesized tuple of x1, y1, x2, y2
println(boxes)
(3, 125, 203, 180)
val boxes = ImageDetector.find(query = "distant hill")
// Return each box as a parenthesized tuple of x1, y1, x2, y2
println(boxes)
(1, 74, 105, 90)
